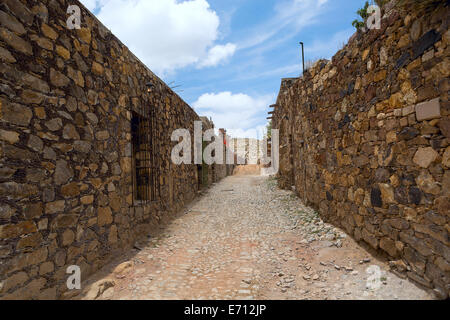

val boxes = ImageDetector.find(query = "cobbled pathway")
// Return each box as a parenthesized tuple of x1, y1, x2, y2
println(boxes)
(76, 175, 432, 300)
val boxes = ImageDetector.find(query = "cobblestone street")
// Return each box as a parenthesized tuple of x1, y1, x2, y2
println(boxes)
(74, 176, 432, 300)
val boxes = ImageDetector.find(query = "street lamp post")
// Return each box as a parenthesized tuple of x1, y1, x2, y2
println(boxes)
(300, 42, 305, 74)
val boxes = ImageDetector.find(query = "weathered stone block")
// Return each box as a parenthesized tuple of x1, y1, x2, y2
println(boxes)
(45, 118, 63, 131)
(442, 146, 450, 168)
(402, 105, 415, 116)
(22, 74, 49, 93)
(73, 131, 88, 146)
(61, 229, 75, 246)
(108, 225, 118, 244)
(41, 24, 58, 40)
(400, 232, 433, 257)
(0, 10, 26, 35)
(87, 90, 99, 105)
(416, 171, 441, 195)
(50, 68, 70, 87)
(413, 147, 438, 168)
(396, 52, 410, 69)
(61, 182, 80, 198)
(397, 126, 419, 140)
(408, 187, 422, 205)
(0, 204, 15, 220)
(379, 183, 395, 204)
(0, 99, 33, 126)
(67, 67, 84, 88)
(397, 34, 410, 48)
(2, 272, 28, 293)
(54, 160, 74, 185)
(362, 228, 379, 249)
(439, 117, 450, 138)
(415, 98, 441, 121)
(414, 223, 449, 246)
(23, 203, 43, 220)
(0, 221, 37, 239)
(39, 261, 54, 275)
(0, 27, 32, 55)
(27, 135, 43, 152)
(370, 187, 382, 207)
(95, 130, 110, 141)
(425, 211, 446, 226)
(77, 28, 92, 44)
(98, 207, 113, 226)
(31, 35, 53, 51)
(56, 45, 70, 60)
(0, 129, 20, 144)
(62, 124, 80, 140)
(0, 182, 38, 199)
(435, 257, 450, 273)
(21, 89, 44, 104)
(17, 232, 43, 249)
(374, 69, 387, 82)
(81, 195, 94, 205)
(51, 214, 78, 230)
(412, 29, 441, 60)
(0, 46, 16, 63)
(45, 200, 65, 214)
(92, 61, 104, 75)
(380, 237, 398, 257)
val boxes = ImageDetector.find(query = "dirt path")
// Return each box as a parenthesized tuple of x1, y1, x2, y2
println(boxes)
(74, 176, 432, 300)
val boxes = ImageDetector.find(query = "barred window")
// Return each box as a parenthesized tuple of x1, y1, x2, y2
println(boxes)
(131, 109, 160, 204)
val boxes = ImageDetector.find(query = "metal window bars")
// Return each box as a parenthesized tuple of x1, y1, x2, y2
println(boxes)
(131, 104, 160, 205)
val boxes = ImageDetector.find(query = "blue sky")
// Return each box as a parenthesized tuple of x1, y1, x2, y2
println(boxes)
(81, 0, 366, 138)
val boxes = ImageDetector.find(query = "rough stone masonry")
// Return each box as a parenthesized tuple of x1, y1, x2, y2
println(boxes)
(273, 1, 449, 298)
(0, 0, 231, 299)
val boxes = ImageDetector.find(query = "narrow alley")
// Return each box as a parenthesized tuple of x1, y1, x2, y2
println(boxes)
(74, 175, 432, 300)
(0, 0, 448, 303)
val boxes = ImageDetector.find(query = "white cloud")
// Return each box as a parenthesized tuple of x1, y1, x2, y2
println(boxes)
(198, 43, 236, 68)
(192, 92, 274, 138)
(80, 0, 236, 75)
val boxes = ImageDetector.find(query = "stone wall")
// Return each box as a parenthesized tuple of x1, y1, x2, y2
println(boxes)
(0, 0, 229, 299)
(273, 2, 449, 298)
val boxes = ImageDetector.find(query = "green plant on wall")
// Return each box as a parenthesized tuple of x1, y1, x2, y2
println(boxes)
(352, 0, 390, 31)
(352, 1, 370, 31)
(266, 121, 272, 140)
